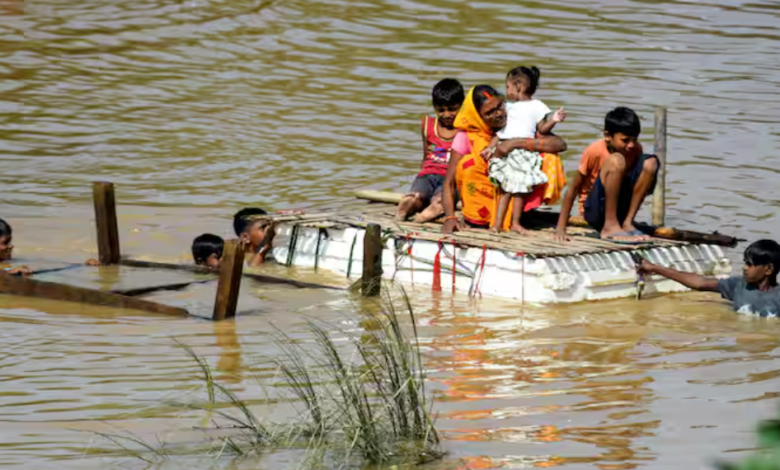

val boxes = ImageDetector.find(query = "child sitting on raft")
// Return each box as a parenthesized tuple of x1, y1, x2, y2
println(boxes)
(234, 208, 275, 267)
(638, 239, 780, 317)
(483, 66, 566, 234)
(191, 233, 224, 271)
(396, 78, 465, 222)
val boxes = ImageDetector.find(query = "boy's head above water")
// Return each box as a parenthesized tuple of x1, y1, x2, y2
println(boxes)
(604, 107, 641, 156)
(432, 78, 464, 130)
(233, 207, 271, 248)
(192, 233, 224, 270)
(0, 218, 12, 262)
(505, 66, 541, 101)
(743, 239, 780, 286)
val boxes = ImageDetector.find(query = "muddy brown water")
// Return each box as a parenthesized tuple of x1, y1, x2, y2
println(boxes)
(2, 0, 780, 468)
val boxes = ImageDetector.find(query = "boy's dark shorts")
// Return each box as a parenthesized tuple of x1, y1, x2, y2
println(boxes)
(584, 154, 660, 231)
(410, 174, 445, 205)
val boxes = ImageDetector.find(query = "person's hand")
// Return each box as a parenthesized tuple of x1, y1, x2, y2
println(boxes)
(637, 259, 655, 275)
(442, 218, 461, 235)
(552, 107, 566, 123)
(85, 258, 100, 266)
(480, 145, 496, 161)
(4, 266, 31, 275)
(495, 141, 514, 159)
(553, 228, 570, 243)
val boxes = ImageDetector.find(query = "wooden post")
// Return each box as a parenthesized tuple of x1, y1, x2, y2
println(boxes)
(92, 181, 121, 265)
(212, 239, 244, 321)
(361, 224, 382, 297)
(652, 107, 667, 227)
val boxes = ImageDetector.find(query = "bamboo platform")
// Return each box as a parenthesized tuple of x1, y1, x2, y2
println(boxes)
(253, 196, 737, 303)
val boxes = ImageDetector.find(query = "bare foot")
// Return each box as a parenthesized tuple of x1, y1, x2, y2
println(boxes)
(621, 222, 650, 240)
(600, 226, 644, 242)
(490, 226, 502, 234)
(396, 195, 420, 222)
(509, 224, 531, 235)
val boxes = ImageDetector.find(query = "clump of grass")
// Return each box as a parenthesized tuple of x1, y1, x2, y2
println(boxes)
(715, 409, 780, 470)
(96, 285, 442, 468)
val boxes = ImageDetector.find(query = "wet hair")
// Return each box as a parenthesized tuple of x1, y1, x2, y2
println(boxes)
(0, 218, 10, 239)
(432, 78, 465, 108)
(744, 239, 780, 283)
(506, 66, 541, 96)
(605, 107, 641, 137)
(233, 207, 268, 236)
(472, 84, 501, 112)
(191, 233, 224, 265)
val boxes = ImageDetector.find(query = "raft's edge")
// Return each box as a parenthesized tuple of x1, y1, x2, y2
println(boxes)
(269, 224, 733, 304)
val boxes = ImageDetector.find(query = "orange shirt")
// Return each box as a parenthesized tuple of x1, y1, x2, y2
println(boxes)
(577, 139, 643, 215)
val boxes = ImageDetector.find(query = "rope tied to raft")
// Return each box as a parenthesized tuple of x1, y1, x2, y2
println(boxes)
(346, 231, 358, 279)
(473, 244, 487, 298)
(406, 234, 414, 286)
(451, 239, 457, 294)
(314, 228, 326, 272)
(285, 224, 300, 267)
(432, 240, 443, 292)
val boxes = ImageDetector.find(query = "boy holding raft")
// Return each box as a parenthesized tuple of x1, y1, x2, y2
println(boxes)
(638, 239, 780, 317)
(555, 107, 659, 243)
(396, 79, 465, 223)
(233, 208, 275, 267)
(0, 218, 30, 275)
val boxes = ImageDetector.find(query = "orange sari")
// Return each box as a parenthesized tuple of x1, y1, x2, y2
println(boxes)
(453, 88, 566, 229)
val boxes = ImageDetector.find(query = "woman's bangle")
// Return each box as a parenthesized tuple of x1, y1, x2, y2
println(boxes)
(444, 215, 458, 222)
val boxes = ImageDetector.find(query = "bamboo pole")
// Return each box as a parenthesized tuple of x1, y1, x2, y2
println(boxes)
(92, 182, 121, 265)
(361, 224, 382, 296)
(652, 107, 667, 227)
(212, 240, 244, 321)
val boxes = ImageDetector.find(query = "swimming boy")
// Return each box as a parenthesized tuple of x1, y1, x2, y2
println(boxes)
(638, 239, 780, 316)
(0, 218, 31, 275)
(555, 107, 659, 243)
(396, 78, 465, 222)
(233, 208, 275, 267)
(191, 233, 224, 271)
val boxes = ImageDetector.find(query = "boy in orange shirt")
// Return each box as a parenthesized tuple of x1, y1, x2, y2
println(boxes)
(555, 107, 659, 243)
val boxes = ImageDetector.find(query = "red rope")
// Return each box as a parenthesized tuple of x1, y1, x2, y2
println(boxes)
(451, 240, 457, 294)
(474, 244, 487, 298)
(432, 241, 442, 292)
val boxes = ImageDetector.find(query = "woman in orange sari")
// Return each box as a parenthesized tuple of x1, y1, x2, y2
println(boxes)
(441, 85, 568, 234)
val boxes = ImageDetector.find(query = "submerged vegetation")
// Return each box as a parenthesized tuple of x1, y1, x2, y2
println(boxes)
(97, 286, 442, 468)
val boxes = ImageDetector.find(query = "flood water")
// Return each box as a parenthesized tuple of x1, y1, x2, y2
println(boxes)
(2, 0, 780, 468)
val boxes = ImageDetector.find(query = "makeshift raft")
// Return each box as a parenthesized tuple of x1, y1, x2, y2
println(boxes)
(258, 194, 737, 304)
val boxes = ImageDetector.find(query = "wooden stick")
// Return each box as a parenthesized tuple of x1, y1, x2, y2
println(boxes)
(361, 224, 382, 297)
(212, 240, 244, 321)
(652, 107, 667, 227)
(92, 182, 121, 265)
(0, 274, 188, 316)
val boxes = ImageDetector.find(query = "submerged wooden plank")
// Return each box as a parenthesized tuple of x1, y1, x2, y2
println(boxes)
(119, 259, 346, 291)
(0, 274, 188, 316)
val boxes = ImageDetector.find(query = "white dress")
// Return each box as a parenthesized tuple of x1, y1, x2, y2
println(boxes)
(488, 99, 550, 194)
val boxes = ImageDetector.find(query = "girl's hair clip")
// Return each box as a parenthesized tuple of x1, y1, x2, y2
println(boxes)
(482, 91, 492, 99)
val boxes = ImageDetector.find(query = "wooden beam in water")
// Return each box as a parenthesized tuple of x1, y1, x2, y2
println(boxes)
(92, 182, 121, 265)
(362, 223, 382, 297)
(212, 240, 244, 321)
(0, 274, 188, 316)
(652, 107, 667, 227)
(118, 259, 346, 290)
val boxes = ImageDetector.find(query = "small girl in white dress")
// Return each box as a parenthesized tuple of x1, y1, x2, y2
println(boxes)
(484, 66, 566, 234)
